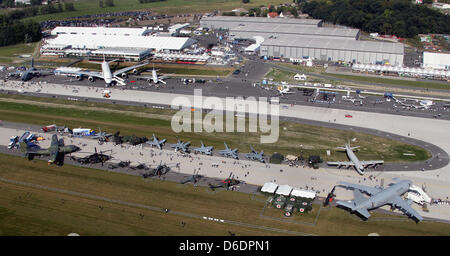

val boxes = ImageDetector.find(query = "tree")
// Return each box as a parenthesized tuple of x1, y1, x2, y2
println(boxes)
(64, 2, 75, 11)
(105, 0, 114, 7)
(99, 0, 104, 8)
(242, 0, 250, 3)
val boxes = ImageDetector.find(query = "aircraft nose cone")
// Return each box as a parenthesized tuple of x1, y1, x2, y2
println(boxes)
(73, 146, 81, 152)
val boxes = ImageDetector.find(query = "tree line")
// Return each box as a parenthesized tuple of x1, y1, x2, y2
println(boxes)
(0, 2, 75, 47)
(299, 0, 450, 38)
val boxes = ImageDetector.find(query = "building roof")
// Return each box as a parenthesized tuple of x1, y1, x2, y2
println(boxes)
(201, 15, 322, 26)
(51, 26, 152, 36)
(46, 34, 196, 51)
(262, 36, 404, 55)
(231, 23, 359, 39)
(261, 182, 278, 193)
(275, 185, 293, 196)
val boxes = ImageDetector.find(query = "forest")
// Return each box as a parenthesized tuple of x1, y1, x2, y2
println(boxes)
(300, 0, 450, 38)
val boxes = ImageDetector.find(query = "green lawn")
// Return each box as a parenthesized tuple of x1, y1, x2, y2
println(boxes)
(20, 0, 288, 23)
(323, 73, 450, 91)
(0, 94, 431, 162)
(0, 42, 38, 65)
(0, 153, 449, 236)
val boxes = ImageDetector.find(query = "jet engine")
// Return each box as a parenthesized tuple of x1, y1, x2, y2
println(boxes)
(88, 76, 95, 82)
(27, 154, 34, 160)
(132, 68, 138, 74)
(121, 73, 128, 79)
(75, 74, 82, 81)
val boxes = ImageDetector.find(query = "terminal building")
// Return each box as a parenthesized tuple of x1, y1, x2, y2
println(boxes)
(201, 16, 404, 65)
(41, 26, 197, 61)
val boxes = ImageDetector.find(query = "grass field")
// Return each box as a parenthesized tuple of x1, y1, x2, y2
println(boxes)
(323, 73, 450, 91)
(0, 153, 449, 236)
(275, 63, 449, 91)
(19, 0, 288, 23)
(0, 43, 38, 65)
(265, 68, 337, 85)
(0, 94, 430, 162)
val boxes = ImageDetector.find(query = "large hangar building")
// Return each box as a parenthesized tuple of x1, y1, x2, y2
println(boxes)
(200, 16, 323, 30)
(201, 16, 404, 65)
(260, 36, 404, 66)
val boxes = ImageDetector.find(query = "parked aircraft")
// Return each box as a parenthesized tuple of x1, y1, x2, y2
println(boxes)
(327, 142, 383, 175)
(59, 58, 148, 86)
(245, 145, 265, 163)
(208, 173, 241, 191)
(180, 170, 203, 185)
(20, 134, 80, 165)
(146, 134, 166, 149)
(277, 87, 295, 96)
(7, 58, 53, 81)
(192, 141, 213, 155)
(218, 142, 238, 159)
(136, 66, 169, 84)
(90, 128, 112, 144)
(171, 139, 190, 153)
(336, 179, 423, 222)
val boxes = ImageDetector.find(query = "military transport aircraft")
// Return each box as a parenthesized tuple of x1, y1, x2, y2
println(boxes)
(192, 141, 213, 155)
(336, 178, 423, 222)
(245, 145, 265, 163)
(326, 142, 384, 175)
(20, 134, 80, 165)
(218, 142, 238, 159)
(146, 134, 166, 149)
(171, 139, 190, 153)
(7, 58, 54, 81)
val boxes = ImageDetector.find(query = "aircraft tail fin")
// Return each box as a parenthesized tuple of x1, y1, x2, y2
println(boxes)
(336, 200, 355, 211)
(355, 208, 371, 219)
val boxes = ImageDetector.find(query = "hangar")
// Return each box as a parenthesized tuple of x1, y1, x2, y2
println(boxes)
(50, 26, 152, 36)
(260, 36, 404, 66)
(200, 16, 322, 30)
(230, 23, 360, 40)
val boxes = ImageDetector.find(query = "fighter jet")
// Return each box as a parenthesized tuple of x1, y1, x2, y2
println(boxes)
(59, 58, 148, 86)
(326, 142, 383, 175)
(208, 173, 242, 191)
(218, 142, 239, 159)
(192, 141, 213, 155)
(20, 134, 80, 165)
(336, 179, 424, 222)
(170, 139, 190, 153)
(180, 170, 203, 185)
(91, 128, 112, 144)
(245, 145, 265, 163)
(7, 58, 54, 81)
(146, 134, 166, 149)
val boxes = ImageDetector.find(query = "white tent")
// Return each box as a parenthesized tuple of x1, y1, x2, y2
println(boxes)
(261, 182, 278, 194)
(275, 185, 293, 196)
(290, 188, 316, 199)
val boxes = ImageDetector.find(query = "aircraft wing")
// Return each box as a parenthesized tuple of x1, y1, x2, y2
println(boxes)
(327, 161, 355, 167)
(112, 62, 147, 77)
(361, 160, 384, 167)
(388, 196, 423, 222)
(29, 70, 54, 75)
(62, 70, 104, 79)
(337, 181, 382, 196)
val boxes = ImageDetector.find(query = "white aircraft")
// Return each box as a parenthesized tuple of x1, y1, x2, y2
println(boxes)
(327, 142, 384, 175)
(135, 65, 170, 84)
(60, 58, 148, 86)
(277, 85, 295, 95)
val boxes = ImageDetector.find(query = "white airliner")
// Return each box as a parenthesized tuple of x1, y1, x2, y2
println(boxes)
(134, 65, 169, 84)
(60, 59, 148, 86)
(327, 142, 384, 175)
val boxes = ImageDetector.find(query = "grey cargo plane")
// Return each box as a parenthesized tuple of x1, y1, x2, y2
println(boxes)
(171, 139, 190, 153)
(245, 145, 265, 163)
(336, 178, 423, 222)
(218, 142, 238, 159)
(192, 141, 213, 155)
(7, 58, 53, 81)
(146, 134, 166, 149)
(327, 142, 384, 175)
